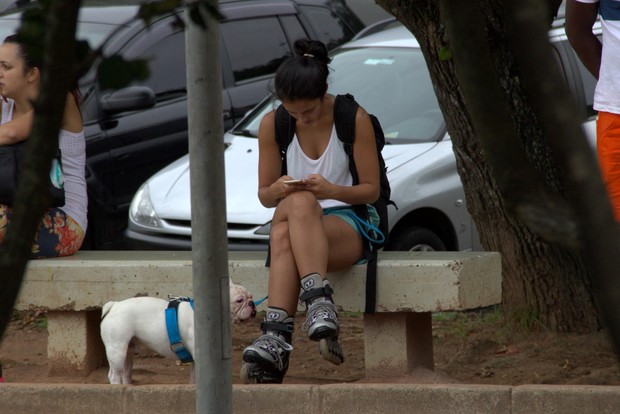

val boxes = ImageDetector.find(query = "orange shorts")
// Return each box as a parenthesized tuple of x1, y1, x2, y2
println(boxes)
(597, 111, 620, 220)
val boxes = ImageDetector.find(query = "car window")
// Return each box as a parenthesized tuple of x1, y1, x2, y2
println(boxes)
(77, 22, 132, 49)
(234, 46, 444, 144)
(131, 31, 187, 98)
(221, 17, 291, 84)
(280, 14, 308, 45)
(112, 14, 188, 99)
(329, 47, 444, 143)
(142, 32, 186, 97)
(298, 5, 354, 50)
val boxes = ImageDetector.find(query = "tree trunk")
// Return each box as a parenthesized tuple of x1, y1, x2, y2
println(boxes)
(377, 0, 600, 332)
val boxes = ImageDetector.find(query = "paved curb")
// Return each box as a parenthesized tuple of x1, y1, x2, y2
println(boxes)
(1, 383, 619, 414)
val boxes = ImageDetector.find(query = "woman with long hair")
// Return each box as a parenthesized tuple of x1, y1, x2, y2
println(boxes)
(241, 39, 381, 384)
(0, 34, 87, 258)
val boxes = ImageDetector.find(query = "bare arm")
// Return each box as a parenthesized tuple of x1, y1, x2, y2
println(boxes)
(0, 107, 33, 145)
(566, 0, 601, 79)
(0, 92, 82, 146)
(62, 92, 83, 133)
(257, 110, 289, 208)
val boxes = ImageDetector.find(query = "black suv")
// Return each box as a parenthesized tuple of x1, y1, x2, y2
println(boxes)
(0, 1, 365, 248)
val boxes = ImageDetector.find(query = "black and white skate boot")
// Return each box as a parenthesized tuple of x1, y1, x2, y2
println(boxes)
(300, 273, 344, 365)
(241, 307, 294, 384)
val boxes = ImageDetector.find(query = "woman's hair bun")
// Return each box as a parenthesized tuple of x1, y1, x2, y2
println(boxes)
(273, 38, 331, 101)
(293, 39, 332, 65)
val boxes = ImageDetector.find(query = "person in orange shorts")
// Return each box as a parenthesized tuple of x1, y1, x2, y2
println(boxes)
(567, 0, 620, 220)
(596, 112, 620, 219)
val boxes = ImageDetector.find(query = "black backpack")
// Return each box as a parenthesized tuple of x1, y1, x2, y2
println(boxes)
(275, 93, 396, 313)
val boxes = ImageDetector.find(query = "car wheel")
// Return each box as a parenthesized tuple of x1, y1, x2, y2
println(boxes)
(385, 226, 446, 252)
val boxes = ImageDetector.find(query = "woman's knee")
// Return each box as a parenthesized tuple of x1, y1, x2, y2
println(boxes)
(270, 221, 292, 255)
(282, 191, 321, 218)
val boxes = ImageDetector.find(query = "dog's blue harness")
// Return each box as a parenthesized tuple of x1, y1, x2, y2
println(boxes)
(165, 296, 194, 364)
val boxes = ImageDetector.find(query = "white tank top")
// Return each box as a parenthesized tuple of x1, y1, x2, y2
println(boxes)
(1, 99, 88, 231)
(286, 124, 352, 209)
(577, 0, 620, 114)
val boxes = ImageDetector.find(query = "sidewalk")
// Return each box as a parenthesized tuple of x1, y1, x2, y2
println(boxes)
(1, 382, 620, 414)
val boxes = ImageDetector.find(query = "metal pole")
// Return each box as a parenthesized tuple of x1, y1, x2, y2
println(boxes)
(185, 2, 231, 413)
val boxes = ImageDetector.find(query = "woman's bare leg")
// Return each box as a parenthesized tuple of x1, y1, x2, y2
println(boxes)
(269, 191, 364, 291)
(267, 220, 302, 314)
(268, 191, 326, 313)
(242, 192, 366, 381)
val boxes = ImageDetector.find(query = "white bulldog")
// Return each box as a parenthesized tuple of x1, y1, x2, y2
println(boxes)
(100, 281, 257, 384)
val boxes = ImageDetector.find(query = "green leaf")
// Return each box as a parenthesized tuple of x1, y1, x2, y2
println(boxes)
(98, 55, 150, 90)
(189, 6, 206, 29)
(138, 0, 183, 27)
(201, 1, 224, 22)
(188, 1, 224, 28)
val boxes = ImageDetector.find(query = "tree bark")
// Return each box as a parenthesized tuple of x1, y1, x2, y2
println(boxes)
(377, 0, 603, 332)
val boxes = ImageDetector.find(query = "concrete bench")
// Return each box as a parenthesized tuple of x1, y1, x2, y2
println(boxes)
(18, 250, 501, 378)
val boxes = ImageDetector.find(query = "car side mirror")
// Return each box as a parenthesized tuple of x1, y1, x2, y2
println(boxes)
(100, 86, 156, 114)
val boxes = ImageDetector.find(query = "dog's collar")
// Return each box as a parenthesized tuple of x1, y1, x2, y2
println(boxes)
(165, 296, 195, 364)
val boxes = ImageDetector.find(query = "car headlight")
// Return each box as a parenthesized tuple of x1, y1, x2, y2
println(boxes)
(129, 183, 162, 229)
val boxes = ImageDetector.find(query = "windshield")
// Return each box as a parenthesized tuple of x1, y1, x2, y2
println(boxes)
(234, 46, 445, 144)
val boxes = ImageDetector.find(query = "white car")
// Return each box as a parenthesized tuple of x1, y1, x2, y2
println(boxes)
(125, 22, 597, 252)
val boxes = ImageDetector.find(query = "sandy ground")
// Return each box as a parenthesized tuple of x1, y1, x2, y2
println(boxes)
(1, 309, 620, 386)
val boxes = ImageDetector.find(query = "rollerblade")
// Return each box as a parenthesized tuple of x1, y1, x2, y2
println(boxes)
(300, 273, 344, 365)
(241, 307, 294, 384)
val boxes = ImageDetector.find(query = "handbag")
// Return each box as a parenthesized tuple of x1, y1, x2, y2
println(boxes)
(0, 141, 65, 207)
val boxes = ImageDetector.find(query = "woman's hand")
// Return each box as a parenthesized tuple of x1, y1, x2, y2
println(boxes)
(271, 174, 335, 204)
(269, 175, 305, 204)
(302, 174, 335, 200)
(272, 176, 309, 202)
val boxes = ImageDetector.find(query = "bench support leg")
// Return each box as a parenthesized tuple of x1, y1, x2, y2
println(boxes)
(47, 310, 105, 376)
(363, 312, 434, 378)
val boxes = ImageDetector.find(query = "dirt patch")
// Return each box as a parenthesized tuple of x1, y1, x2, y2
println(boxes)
(1, 309, 619, 385)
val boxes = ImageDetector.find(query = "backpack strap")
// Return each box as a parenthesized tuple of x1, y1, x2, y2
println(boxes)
(334, 94, 359, 184)
(274, 105, 296, 176)
(334, 93, 379, 314)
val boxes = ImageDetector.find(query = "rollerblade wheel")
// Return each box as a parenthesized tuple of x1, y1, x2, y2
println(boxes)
(240, 361, 286, 384)
(240, 362, 257, 384)
(319, 337, 344, 365)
